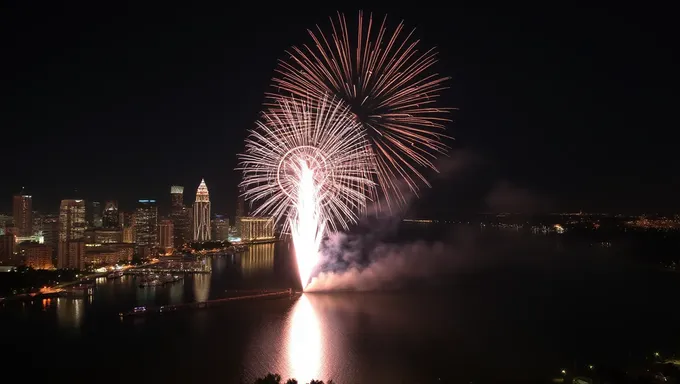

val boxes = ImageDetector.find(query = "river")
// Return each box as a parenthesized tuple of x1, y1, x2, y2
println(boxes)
(1, 235, 679, 383)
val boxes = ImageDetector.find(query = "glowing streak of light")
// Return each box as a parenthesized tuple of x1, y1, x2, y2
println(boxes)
(287, 294, 322, 383)
(290, 161, 325, 288)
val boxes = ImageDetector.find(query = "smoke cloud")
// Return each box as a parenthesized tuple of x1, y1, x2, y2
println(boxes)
(305, 223, 499, 292)
(305, 151, 560, 292)
(365, 149, 485, 215)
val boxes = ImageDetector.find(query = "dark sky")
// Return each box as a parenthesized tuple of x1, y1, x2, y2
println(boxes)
(1, 4, 676, 216)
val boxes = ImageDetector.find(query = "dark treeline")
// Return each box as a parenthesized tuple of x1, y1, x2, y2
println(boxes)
(253, 373, 334, 384)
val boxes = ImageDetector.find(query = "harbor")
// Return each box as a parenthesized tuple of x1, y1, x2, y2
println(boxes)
(137, 273, 183, 287)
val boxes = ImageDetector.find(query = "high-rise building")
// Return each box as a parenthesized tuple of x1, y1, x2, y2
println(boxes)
(158, 220, 174, 255)
(134, 199, 158, 257)
(87, 201, 102, 228)
(0, 234, 17, 265)
(239, 217, 275, 242)
(58, 200, 86, 242)
(122, 226, 134, 243)
(13, 191, 33, 236)
(102, 201, 119, 228)
(171, 186, 184, 209)
(212, 215, 230, 241)
(57, 199, 86, 269)
(19, 243, 53, 270)
(193, 179, 211, 241)
(42, 216, 59, 249)
(84, 228, 122, 244)
(58, 240, 85, 270)
(120, 211, 134, 228)
(235, 186, 247, 237)
(170, 186, 191, 249)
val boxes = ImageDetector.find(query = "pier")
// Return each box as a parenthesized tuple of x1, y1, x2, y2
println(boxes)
(120, 288, 295, 318)
(125, 268, 210, 274)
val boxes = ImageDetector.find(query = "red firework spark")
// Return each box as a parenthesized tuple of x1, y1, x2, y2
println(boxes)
(269, 10, 453, 209)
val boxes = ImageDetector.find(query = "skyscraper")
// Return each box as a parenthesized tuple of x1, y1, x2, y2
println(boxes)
(135, 199, 158, 257)
(87, 201, 102, 228)
(212, 215, 230, 241)
(235, 185, 247, 237)
(102, 201, 119, 228)
(170, 186, 191, 249)
(57, 199, 86, 269)
(58, 200, 86, 243)
(171, 186, 184, 209)
(13, 191, 32, 236)
(158, 219, 174, 255)
(193, 179, 211, 241)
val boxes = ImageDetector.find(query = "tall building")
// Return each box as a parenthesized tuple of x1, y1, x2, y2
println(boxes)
(87, 201, 102, 228)
(193, 179, 211, 241)
(102, 201, 119, 228)
(235, 186, 247, 237)
(170, 186, 191, 249)
(84, 228, 122, 243)
(0, 234, 17, 265)
(57, 199, 86, 269)
(58, 200, 86, 242)
(42, 216, 59, 249)
(119, 211, 134, 228)
(13, 191, 33, 236)
(212, 215, 230, 241)
(122, 226, 134, 243)
(171, 186, 184, 209)
(134, 199, 158, 257)
(239, 217, 275, 242)
(158, 220, 174, 255)
(58, 240, 85, 270)
(18, 243, 53, 270)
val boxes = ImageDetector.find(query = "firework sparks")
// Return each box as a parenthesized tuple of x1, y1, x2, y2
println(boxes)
(270, 11, 453, 209)
(290, 160, 325, 287)
(239, 95, 375, 288)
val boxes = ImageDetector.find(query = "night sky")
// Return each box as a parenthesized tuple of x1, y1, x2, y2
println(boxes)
(1, 4, 676, 216)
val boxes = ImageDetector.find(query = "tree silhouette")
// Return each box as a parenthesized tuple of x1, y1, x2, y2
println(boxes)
(254, 373, 281, 384)
(253, 374, 334, 384)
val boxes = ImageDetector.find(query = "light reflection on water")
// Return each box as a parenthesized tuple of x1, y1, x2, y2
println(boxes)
(136, 281, 157, 306)
(241, 243, 275, 278)
(287, 294, 323, 383)
(56, 297, 84, 329)
(193, 273, 211, 302)
(168, 279, 184, 304)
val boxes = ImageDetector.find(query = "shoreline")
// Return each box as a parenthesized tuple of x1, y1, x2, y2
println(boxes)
(1, 262, 159, 302)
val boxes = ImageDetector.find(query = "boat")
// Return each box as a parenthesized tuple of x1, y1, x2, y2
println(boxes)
(107, 271, 124, 279)
(159, 274, 183, 285)
(139, 278, 161, 288)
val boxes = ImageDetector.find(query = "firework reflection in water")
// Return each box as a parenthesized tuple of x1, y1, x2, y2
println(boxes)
(238, 95, 374, 289)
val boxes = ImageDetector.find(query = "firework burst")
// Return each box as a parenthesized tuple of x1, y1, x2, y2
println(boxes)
(270, 11, 453, 209)
(238, 95, 375, 287)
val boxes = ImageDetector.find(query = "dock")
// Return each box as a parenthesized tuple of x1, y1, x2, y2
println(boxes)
(120, 288, 295, 318)
(124, 268, 210, 274)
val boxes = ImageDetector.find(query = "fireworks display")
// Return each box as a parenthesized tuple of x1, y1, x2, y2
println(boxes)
(271, 11, 452, 208)
(239, 11, 450, 289)
(239, 95, 375, 287)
